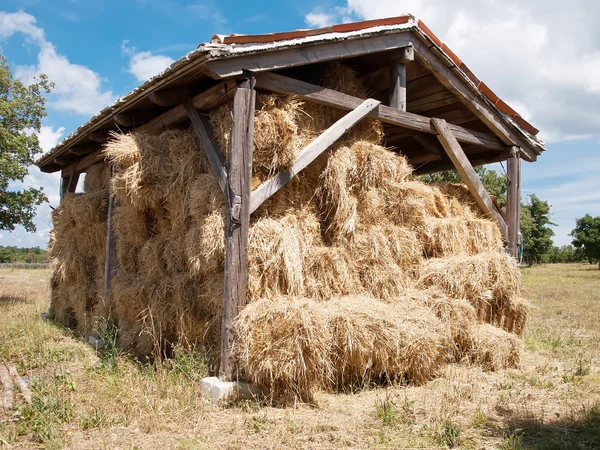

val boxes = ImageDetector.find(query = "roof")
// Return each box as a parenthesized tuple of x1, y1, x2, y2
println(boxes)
(36, 14, 545, 172)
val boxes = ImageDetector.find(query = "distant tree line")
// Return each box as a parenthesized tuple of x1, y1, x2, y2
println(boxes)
(0, 246, 48, 263)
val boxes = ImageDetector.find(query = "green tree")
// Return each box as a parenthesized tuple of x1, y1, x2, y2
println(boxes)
(420, 166, 508, 207)
(521, 194, 555, 266)
(0, 54, 53, 232)
(570, 214, 600, 269)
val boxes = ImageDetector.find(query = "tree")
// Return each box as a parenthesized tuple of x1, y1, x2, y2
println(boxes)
(521, 194, 555, 266)
(570, 214, 600, 269)
(0, 54, 53, 232)
(420, 166, 508, 206)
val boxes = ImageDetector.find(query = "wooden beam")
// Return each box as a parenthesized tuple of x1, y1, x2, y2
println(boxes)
(54, 155, 74, 166)
(184, 98, 228, 197)
(506, 146, 521, 258)
(61, 148, 104, 178)
(114, 111, 155, 127)
(250, 98, 381, 214)
(414, 150, 511, 175)
(410, 131, 445, 157)
(88, 131, 111, 143)
(254, 71, 505, 151)
(60, 169, 80, 202)
(69, 145, 95, 155)
(103, 165, 116, 304)
(389, 62, 407, 111)
(432, 118, 508, 239)
(206, 33, 414, 78)
(220, 82, 256, 382)
(412, 39, 539, 162)
(149, 89, 191, 106)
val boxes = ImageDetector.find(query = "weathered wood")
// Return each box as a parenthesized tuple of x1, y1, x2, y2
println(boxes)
(389, 62, 407, 111)
(220, 84, 256, 382)
(8, 366, 31, 404)
(61, 149, 104, 178)
(254, 71, 505, 151)
(103, 165, 116, 304)
(412, 39, 539, 162)
(395, 46, 414, 63)
(410, 132, 444, 157)
(88, 131, 111, 143)
(432, 118, 508, 239)
(54, 155, 74, 166)
(0, 364, 13, 410)
(149, 88, 191, 106)
(414, 150, 511, 175)
(206, 32, 414, 79)
(60, 170, 80, 202)
(114, 110, 156, 127)
(506, 146, 521, 257)
(250, 98, 381, 214)
(184, 99, 228, 197)
(69, 144, 95, 155)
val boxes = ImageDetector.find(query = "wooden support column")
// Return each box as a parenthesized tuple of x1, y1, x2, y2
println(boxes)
(60, 170, 80, 202)
(220, 79, 256, 381)
(103, 165, 116, 304)
(389, 47, 413, 111)
(506, 146, 521, 258)
(432, 118, 509, 239)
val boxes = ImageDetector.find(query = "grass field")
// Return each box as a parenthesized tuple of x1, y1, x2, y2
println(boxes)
(1, 264, 599, 449)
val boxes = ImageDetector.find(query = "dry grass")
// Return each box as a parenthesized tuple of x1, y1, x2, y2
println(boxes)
(1, 264, 600, 448)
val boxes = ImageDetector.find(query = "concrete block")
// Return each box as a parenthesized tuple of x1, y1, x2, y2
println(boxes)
(199, 376, 262, 402)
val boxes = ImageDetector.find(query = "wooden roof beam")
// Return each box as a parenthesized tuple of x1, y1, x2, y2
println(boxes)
(149, 88, 191, 106)
(254, 71, 505, 151)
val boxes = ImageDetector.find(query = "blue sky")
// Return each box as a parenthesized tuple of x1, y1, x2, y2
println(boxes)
(1, 0, 598, 248)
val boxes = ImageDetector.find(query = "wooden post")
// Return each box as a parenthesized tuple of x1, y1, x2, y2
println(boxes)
(220, 78, 256, 381)
(60, 170, 80, 202)
(506, 146, 521, 258)
(103, 165, 116, 303)
(389, 47, 413, 111)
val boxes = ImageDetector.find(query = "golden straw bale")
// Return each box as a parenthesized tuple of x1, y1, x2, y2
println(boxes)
(435, 183, 484, 218)
(418, 252, 522, 302)
(185, 208, 225, 279)
(420, 218, 470, 257)
(84, 162, 110, 193)
(305, 246, 363, 300)
(112, 205, 153, 249)
(234, 298, 333, 403)
(469, 324, 521, 370)
(495, 297, 531, 335)
(188, 174, 226, 223)
(385, 181, 449, 229)
(326, 297, 448, 387)
(466, 218, 504, 254)
(247, 210, 321, 300)
(197, 272, 224, 317)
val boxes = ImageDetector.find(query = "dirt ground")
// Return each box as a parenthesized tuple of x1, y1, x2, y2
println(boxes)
(1, 263, 599, 449)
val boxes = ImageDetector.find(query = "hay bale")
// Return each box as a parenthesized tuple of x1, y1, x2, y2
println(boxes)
(305, 246, 363, 300)
(84, 163, 110, 193)
(234, 298, 333, 403)
(326, 297, 448, 387)
(469, 324, 521, 370)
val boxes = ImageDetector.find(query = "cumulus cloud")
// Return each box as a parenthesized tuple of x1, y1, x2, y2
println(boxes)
(305, 0, 600, 143)
(0, 10, 116, 116)
(305, 12, 335, 28)
(121, 40, 175, 82)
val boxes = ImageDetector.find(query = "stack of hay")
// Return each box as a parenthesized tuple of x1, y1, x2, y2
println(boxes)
(48, 63, 529, 402)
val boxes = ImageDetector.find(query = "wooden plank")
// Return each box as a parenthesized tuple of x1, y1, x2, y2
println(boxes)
(254, 71, 505, 151)
(506, 146, 521, 257)
(184, 99, 228, 197)
(61, 149, 104, 178)
(0, 364, 13, 410)
(206, 32, 414, 79)
(60, 170, 80, 202)
(414, 151, 510, 175)
(432, 118, 508, 239)
(103, 165, 116, 304)
(412, 40, 539, 162)
(220, 84, 256, 382)
(8, 366, 31, 404)
(149, 88, 191, 106)
(410, 132, 445, 157)
(69, 144, 96, 155)
(250, 98, 381, 214)
(88, 131, 111, 143)
(389, 62, 407, 111)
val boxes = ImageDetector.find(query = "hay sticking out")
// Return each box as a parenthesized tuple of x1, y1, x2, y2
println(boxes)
(469, 324, 521, 370)
(84, 162, 110, 193)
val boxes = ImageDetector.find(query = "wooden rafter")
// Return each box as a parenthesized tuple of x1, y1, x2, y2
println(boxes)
(254, 71, 505, 151)
(250, 98, 381, 214)
(432, 118, 508, 239)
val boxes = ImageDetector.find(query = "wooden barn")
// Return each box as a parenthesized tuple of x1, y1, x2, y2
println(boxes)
(36, 15, 544, 394)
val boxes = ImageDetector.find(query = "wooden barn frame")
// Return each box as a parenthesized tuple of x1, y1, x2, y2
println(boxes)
(37, 15, 544, 381)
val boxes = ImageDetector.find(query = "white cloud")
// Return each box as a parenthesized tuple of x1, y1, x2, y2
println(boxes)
(1, 10, 116, 116)
(37, 125, 65, 152)
(305, 12, 335, 28)
(306, 0, 600, 144)
(121, 40, 175, 82)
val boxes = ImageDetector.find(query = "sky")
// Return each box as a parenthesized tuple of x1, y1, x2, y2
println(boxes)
(1, 0, 599, 248)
